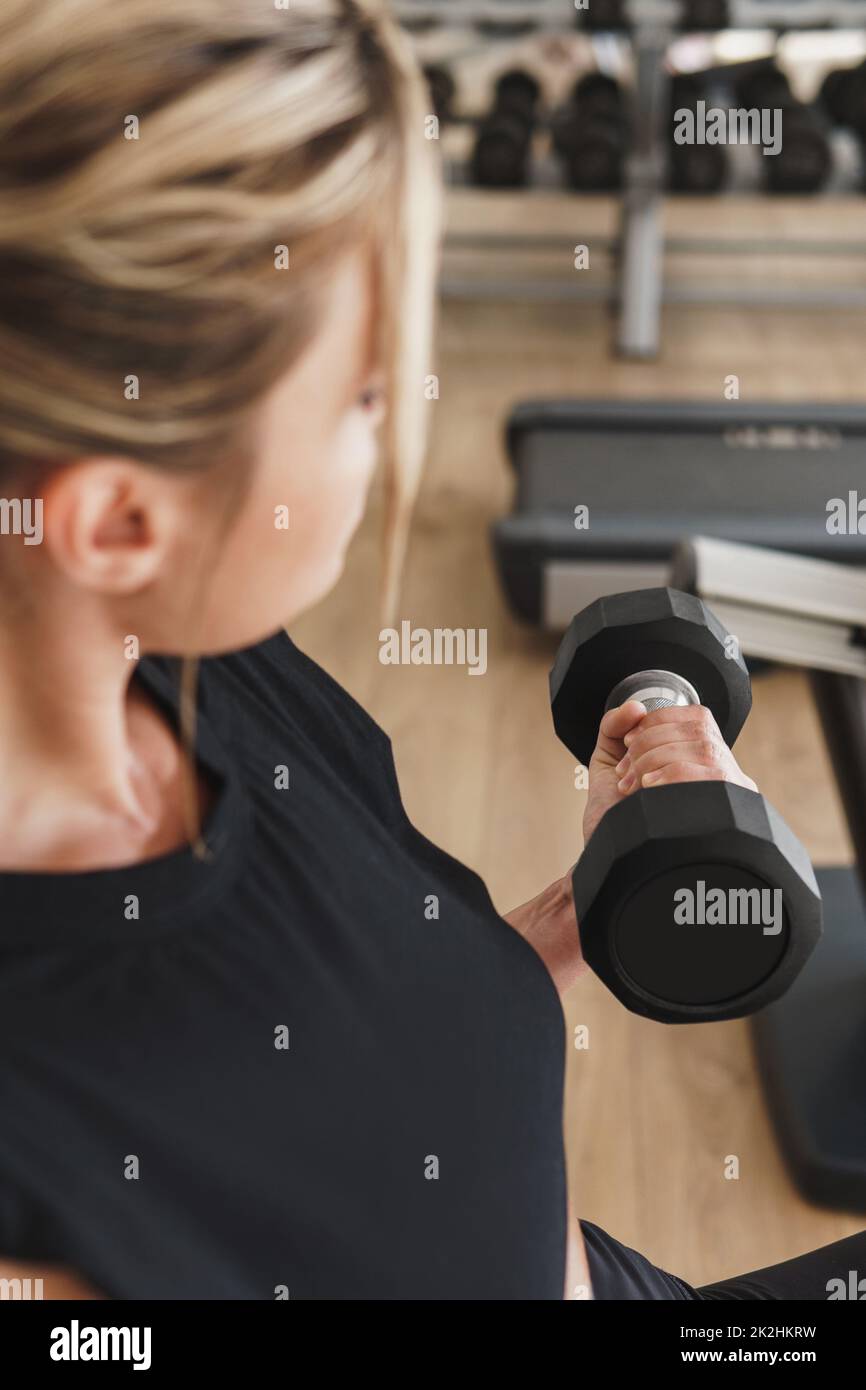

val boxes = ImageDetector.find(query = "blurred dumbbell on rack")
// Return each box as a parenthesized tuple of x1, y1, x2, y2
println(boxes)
(735, 60, 792, 113)
(679, 0, 730, 30)
(578, 0, 628, 31)
(496, 69, 543, 124)
(552, 73, 629, 192)
(578, 0, 729, 30)
(422, 65, 457, 126)
(818, 60, 866, 188)
(766, 100, 832, 194)
(471, 68, 542, 189)
(668, 74, 728, 193)
(735, 63, 831, 195)
(819, 60, 866, 137)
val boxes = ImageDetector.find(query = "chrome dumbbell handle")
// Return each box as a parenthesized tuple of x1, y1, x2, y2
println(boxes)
(605, 668, 700, 715)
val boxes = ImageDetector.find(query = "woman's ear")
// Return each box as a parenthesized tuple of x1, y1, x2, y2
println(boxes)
(40, 459, 180, 595)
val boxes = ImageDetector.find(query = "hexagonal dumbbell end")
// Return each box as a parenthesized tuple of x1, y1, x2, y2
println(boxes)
(572, 781, 823, 1023)
(550, 588, 752, 768)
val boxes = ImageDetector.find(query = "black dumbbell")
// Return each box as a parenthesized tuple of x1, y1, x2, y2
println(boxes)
(732, 65, 830, 194)
(552, 74, 628, 193)
(765, 99, 832, 194)
(579, 0, 728, 30)
(550, 589, 822, 1025)
(818, 59, 866, 135)
(669, 75, 728, 193)
(818, 67, 854, 127)
(471, 69, 541, 190)
(842, 60, 866, 134)
(680, 0, 730, 29)
(422, 65, 456, 126)
(495, 68, 542, 125)
(579, 0, 628, 32)
(735, 60, 792, 113)
(471, 114, 532, 187)
(572, 73, 624, 121)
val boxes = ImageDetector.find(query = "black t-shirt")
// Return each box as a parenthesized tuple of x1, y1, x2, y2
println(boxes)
(0, 632, 567, 1299)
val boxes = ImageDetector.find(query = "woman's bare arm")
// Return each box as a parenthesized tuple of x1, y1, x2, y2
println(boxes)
(504, 873, 587, 998)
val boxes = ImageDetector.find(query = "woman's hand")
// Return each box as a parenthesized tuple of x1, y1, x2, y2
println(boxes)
(582, 700, 757, 846)
(505, 700, 757, 998)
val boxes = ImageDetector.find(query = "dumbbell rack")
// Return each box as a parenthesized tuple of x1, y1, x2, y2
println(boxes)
(395, 0, 866, 357)
(621, 4, 677, 358)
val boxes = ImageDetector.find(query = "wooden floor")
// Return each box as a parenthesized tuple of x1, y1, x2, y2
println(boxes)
(292, 192, 866, 1288)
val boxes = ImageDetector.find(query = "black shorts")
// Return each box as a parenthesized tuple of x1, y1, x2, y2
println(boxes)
(581, 1220, 866, 1300)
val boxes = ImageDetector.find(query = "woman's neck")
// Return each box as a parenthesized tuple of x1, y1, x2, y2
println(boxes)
(0, 608, 214, 872)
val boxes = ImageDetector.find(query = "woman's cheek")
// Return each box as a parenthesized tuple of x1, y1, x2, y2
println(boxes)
(271, 415, 377, 576)
(334, 426, 378, 521)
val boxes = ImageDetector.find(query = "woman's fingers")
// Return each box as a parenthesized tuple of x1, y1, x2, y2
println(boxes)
(623, 703, 720, 739)
(622, 760, 730, 790)
(618, 747, 730, 791)
(593, 700, 647, 765)
(620, 734, 726, 782)
(616, 705, 727, 789)
(622, 712, 723, 758)
(592, 702, 756, 795)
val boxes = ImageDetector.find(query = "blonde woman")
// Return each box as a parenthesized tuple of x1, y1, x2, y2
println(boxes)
(0, 0, 861, 1302)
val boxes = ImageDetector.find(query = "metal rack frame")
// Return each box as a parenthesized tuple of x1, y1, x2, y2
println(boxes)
(398, 0, 866, 357)
(395, 0, 866, 28)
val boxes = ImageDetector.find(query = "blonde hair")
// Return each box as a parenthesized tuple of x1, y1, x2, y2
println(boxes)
(0, 0, 440, 854)
(0, 0, 439, 617)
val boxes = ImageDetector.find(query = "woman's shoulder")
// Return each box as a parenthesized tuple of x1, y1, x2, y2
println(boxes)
(207, 630, 402, 813)
(215, 628, 392, 752)
(140, 629, 388, 749)
(139, 629, 402, 820)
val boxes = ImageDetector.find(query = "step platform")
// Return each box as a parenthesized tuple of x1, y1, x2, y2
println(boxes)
(493, 400, 866, 628)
